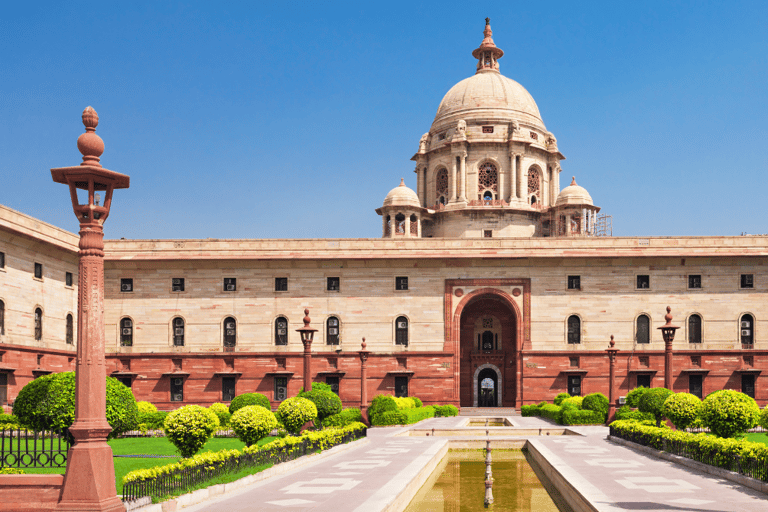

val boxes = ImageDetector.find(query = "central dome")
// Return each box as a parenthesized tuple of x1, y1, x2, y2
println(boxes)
(431, 71, 545, 132)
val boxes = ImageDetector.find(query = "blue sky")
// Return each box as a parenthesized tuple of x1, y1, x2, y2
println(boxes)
(1, 1, 767, 239)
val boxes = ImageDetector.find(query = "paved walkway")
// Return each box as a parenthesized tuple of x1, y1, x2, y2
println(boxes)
(168, 415, 768, 512)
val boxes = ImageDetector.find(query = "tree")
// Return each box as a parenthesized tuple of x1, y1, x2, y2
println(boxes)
(625, 386, 649, 408)
(230, 405, 278, 446)
(299, 383, 341, 427)
(638, 387, 673, 427)
(163, 405, 220, 458)
(661, 393, 701, 430)
(700, 390, 759, 438)
(275, 397, 317, 435)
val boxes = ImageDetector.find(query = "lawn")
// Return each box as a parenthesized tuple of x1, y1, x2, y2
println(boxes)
(739, 432, 768, 446)
(18, 435, 276, 495)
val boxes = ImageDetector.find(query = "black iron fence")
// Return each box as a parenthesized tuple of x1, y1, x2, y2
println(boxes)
(0, 428, 70, 468)
(122, 427, 366, 502)
(610, 425, 768, 482)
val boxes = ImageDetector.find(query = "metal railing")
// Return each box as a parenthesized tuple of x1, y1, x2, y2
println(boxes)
(0, 427, 70, 468)
(610, 425, 768, 482)
(122, 427, 366, 502)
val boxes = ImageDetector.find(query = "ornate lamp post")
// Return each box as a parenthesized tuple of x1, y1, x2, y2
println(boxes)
(296, 309, 317, 393)
(658, 306, 679, 391)
(51, 107, 129, 512)
(605, 335, 618, 425)
(359, 338, 370, 415)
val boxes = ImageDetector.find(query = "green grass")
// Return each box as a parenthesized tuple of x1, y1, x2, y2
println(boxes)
(8, 435, 277, 495)
(739, 432, 768, 445)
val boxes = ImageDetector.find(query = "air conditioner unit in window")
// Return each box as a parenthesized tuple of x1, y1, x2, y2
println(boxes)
(226, 329, 235, 336)
(277, 329, 286, 335)
(329, 328, 338, 335)
(124, 320, 132, 327)
(618, 396, 626, 405)
(741, 321, 751, 328)
(226, 285, 235, 291)
(122, 329, 131, 336)
(742, 330, 751, 336)
(397, 322, 407, 329)
(175, 328, 184, 336)
(226, 322, 235, 329)
(173, 394, 183, 401)
(121, 284, 132, 292)
(172, 279, 181, 285)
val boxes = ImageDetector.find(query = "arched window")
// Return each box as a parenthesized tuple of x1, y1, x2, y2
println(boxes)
(120, 317, 133, 346)
(0, 300, 4, 336)
(528, 167, 540, 196)
(173, 317, 185, 346)
(224, 317, 236, 347)
(66, 314, 73, 345)
(395, 316, 408, 346)
(688, 314, 702, 344)
(478, 162, 498, 199)
(384, 215, 391, 236)
(275, 317, 288, 345)
(326, 317, 340, 345)
(395, 214, 405, 235)
(436, 168, 448, 204)
(740, 314, 754, 344)
(34, 308, 42, 341)
(567, 315, 580, 344)
(636, 315, 650, 344)
(409, 214, 418, 236)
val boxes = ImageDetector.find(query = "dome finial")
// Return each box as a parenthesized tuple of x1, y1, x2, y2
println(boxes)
(571, 176, 577, 186)
(472, 18, 504, 73)
(77, 106, 104, 167)
(400, 177, 405, 186)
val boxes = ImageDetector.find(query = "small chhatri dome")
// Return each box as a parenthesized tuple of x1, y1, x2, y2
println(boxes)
(383, 178, 420, 208)
(556, 176, 594, 206)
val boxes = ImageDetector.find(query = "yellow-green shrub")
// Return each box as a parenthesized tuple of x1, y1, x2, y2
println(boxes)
(137, 401, 158, 414)
(275, 397, 317, 435)
(163, 405, 220, 458)
(662, 392, 701, 430)
(700, 390, 759, 438)
(230, 405, 278, 447)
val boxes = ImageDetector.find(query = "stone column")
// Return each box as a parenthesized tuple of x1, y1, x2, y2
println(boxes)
(517, 154, 525, 200)
(404, 215, 411, 238)
(606, 336, 618, 425)
(509, 153, 517, 200)
(302, 335, 313, 393)
(450, 156, 457, 202)
(459, 153, 467, 202)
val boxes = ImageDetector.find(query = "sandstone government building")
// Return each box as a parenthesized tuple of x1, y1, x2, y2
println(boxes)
(1, 21, 765, 412)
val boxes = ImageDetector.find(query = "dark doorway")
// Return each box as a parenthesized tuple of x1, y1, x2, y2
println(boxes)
(395, 376, 409, 397)
(742, 374, 755, 399)
(636, 374, 651, 389)
(689, 374, 703, 399)
(481, 331, 494, 351)
(478, 368, 497, 407)
(567, 375, 581, 396)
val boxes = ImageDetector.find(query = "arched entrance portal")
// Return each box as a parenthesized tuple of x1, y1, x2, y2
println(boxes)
(458, 293, 518, 407)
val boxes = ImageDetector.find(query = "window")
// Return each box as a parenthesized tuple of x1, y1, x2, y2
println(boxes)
(34, 262, 43, 279)
(395, 214, 406, 234)
(222, 376, 236, 402)
(173, 317, 185, 346)
(567, 276, 580, 290)
(0, 373, 6, 406)
(740, 314, 754, 344)
(117, 376, 132, 388)
(483, 230, 493, 238)
(223, 278, 236, 292)
(636, 374, 651, 388)
(326, 317, 339, 345)
(0, 252, 4, 269)
(567, 375, 581, 396)
(636, 315, 650, 344)
(636, 275, 649, 289)
(395, 316, 408, 346)
(395, 276, 408, 291)
(482, 126, 494, 133)
(120, 318, 133, 346)
(688, 275, 701, 289)
(741, 274, 754, 289)
(65, 272, 73, 287)
(436, 168, 448, 205)
(567, 315, 580, 344)
(478, 162, 498, 199)
(0, 300, 4, 335)
(275, 277, 288, 292)
(327, 277, 340, 291)
(34, 308, 42, 341)
(395, 376, 409, 398)
(326, 376, 339, 394)
(172, 278, 185, 292)
(688, 314, 702, 344)
(742, 374, 755, 399)
(274, 376, 288, 401)
(569, 357, 579, 368)
(275, 317, 288, 345)
(170, 377, 184, 402)
(688, 374, 702, 399)
(223, 317, 236, 347)
(120, 278, 133, 292)
(66, 314, 73, 345)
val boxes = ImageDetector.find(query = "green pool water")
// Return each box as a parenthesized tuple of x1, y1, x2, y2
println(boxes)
(404, 450, 562, 511)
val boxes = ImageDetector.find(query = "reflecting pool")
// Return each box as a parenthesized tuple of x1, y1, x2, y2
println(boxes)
(404, 450, 562, 511)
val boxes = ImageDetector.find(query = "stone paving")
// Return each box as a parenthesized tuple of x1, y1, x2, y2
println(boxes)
(167, 414, 768, 512)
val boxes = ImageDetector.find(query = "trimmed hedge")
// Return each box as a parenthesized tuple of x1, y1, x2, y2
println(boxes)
(700, 390, 759, 438)
(610, 420, 768, 481)
(137, 401, 158, 414)
(368, 395, 398, 420)
(323, 408, 363, 428)
(139, 411, 169, 430)
(229, 393, 271, 415)
(298, 388, 342, 426)
(614, 405, 654, 423)
(561, 409, 604, 425)
(582, 393, 609, 421)
(625, 386, 649, 408)
(520, 405, 540, 417)
(372, 406, 436, 426)
(539, 404, 562, 423)
(434, 405, 459, 417)
(553, 393, 571, 406)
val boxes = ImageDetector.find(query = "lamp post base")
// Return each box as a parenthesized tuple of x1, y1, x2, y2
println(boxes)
(56, 434, 124, 512)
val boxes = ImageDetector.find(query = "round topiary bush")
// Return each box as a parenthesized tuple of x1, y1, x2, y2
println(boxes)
(760, 406, 768, 430)
(137, 401, 157, 414)
(208, 402, 232, 427)
(560, 396, 583, 409)
(582, 393, 609, 421)
(625, 386, 649, 408)
(638, 387, 673, 427)
(554, 393, 571, 406)
(163, 405, 220, 458)
(276, 397, 317, 435)
(13, 372, 138, 441)
(230, 405, 278, 446)
(298, 389, 341, 426)
(661, 393, 701, 430)
(700, 390, 759, 438)
(229, 393, 271, 414)
(368, 394, 398, 420)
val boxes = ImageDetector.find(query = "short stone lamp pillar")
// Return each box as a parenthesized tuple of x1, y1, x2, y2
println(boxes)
(605, 335, 619, 424)
(657, 307, 679, 391)
(359, 338, 370, 417)
(51, 107, 129, 512)
(295, 309, 317, 393)
(484, 436, 494, 508)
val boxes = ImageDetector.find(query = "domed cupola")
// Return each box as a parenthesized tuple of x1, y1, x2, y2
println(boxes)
(549, 177, 602, 237)
(376, 179, 423, 238)
(556, 176, 594, 206)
